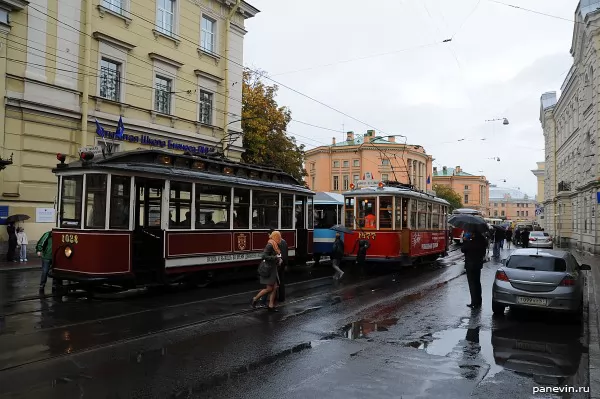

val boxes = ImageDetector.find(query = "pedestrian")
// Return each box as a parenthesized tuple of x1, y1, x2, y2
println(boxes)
(260, 230, 288, 306)
(331, 232, 345, 280)
(492, 227, 504, 258)
(505, 228, 512, 249)
(521, 228, 530, 248)
(355, 238, 370, 271)
(251, 231, 282, 312)
(6, 222, 17, 262)
(461, 230, 487, 309)
(17, 227, 28, 262)
(514, 228, 521, 246)
(36, 230, 53, 292)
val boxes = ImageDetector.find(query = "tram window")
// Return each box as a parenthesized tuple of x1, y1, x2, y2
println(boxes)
(281, 194, 294, 229)
(358, 197, 376, 229)
(60, 176, 83, 228)
(308, 197, 314, 229)
(316, 205, 337, 228)
(409, 200, 417, 229)
(418, 201, 427, 229)
(233, 188, 250, 229)
(169, 182, 192, 229)
(379, 196, 393, 229)
(427, 202, 433, 229)
(109, 176, 130, 229)
(395, 196, 403, 229)
(296, 196, 306, 229)
(252, 190, 279, 230)
(402, 198, 409, 228)
(85, 174, 107, 229)
(432, 204, 440, 229)
(344, 197, 354, 228)
(196, 184, 230, 229)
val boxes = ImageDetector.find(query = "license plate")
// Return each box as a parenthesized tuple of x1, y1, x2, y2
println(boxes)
(516, 341, 547, 352)
(516, 296, 547, 306)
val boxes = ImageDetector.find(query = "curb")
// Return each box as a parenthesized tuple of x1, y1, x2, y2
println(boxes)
(0, 265, 40, 272)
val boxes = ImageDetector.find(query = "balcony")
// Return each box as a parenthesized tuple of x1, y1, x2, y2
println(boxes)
(557, 181, 571, 192)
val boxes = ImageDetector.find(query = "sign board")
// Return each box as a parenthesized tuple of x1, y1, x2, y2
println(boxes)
(356, 180, 379, 188)
(0, 205, 8, 225)
(597, 191, 600, 204)
(364, 172, 373, 180)
(36, 208, 55, 223)
(78, 146, 103, 157)
(535, 206, 544, 215)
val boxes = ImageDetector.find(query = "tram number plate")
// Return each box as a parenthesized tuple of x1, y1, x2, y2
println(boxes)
(61, 234, 78, 244)
(516, 296, 547, 306)
(358, 232, 376, 240)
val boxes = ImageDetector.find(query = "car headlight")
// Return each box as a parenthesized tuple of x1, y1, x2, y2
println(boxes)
(64, 246, 73, 258)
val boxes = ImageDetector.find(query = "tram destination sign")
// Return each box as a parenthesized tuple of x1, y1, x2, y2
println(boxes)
(356, 179, 379, 188)
(97, 130, 215, 155)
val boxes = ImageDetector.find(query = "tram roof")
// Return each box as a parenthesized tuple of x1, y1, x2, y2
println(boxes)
(53, 149, 314, 195)
(314, 192, 344, 205)
(342, 186, 450, 205)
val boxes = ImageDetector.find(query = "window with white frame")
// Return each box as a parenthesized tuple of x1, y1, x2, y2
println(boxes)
(157, 0, 175, 36)
(99, 58, 121, 101)
(199, 90, 213, 124)
(201, 15, 216, 53)
(103, 0, 123, 14)
(155, 75, 172, 114)
(97, 141, 121, 154)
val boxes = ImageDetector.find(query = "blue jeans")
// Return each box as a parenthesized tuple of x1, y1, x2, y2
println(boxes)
(493, 241, 501, 258)
(19, 244, 27, 261)
(40, 259, 52, 288)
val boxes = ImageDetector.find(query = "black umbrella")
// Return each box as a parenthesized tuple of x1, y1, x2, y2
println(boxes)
(6, 214, 30, 223)
(491, 224, 507, 230)
(330, 224, 354, 234)
(448, 214, 488, 233)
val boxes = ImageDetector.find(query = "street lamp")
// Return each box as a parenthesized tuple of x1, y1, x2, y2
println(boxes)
(485, 118, 509, 125)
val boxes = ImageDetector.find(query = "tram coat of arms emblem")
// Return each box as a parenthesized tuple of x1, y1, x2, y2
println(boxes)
(237, 234, 247, 251)
(411, 233, 422, 248)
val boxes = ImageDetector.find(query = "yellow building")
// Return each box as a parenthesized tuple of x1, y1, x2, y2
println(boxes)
(489, 186, 537, 224)
(305, 130, 433, 194)
(0, 0, 259, 247)
(432, 166, 490, 216)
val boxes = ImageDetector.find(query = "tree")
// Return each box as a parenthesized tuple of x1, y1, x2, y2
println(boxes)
(241, 70, 307, 183)
(432, 184, 463, 211)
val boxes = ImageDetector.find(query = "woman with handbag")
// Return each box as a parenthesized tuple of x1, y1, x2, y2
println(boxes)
(251, 231, 283, 312)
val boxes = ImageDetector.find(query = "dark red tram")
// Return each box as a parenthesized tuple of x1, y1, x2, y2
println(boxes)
(342, 181, 450, 267)
(50, 149, 314, 289)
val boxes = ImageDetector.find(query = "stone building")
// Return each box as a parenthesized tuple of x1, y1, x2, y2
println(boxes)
(432, 166, 490, 216)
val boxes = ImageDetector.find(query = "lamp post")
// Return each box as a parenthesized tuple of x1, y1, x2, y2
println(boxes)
(221, 116, 264, 157)
(485, 118, 509, 125)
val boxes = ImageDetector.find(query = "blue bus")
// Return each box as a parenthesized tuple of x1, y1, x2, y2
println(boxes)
(312, 192, 344, 265)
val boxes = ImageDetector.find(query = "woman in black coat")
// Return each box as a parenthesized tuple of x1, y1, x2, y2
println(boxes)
(6, 222, 17, 262)
(251, 231, 282, 312)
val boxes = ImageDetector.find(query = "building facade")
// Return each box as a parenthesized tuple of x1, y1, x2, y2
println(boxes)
(0, 0, 258, 245)
(432, 166, 490, 216)
(539, 1, 600, 253)
(531, 161, 545, 226)
(305, 130, 433, 194)
(489, 186, 537, 223)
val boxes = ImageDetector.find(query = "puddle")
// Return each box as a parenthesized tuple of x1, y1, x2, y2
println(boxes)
(341, 318, 399, 339)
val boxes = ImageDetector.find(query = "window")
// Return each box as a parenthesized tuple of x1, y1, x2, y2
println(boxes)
(343, 160, 349, 168)
(85, 175, 107, 229)
(281, 194, 294, 229)
(103, 0, 122, 14)
(506, 255, 566, 272)
(344, 197, 355, 228)
(196, 184, 230, 229)
(333, 176, 339, 191)
(382, 159, 390, 166)
(201, 15, 216, 53)
(358, 197, 376, 229)
(501, 211, 505, 217)
(169, 182, 192, 229)
(296, 196, 306, 229)
(199, 90, 213, 125)
(501, 203, 505, 207)
(353, 160, 360, 167)
(585, 197, 589, 232)
(526, 211, 529, 217)
(494, 210, 498, 217)
(97, 141, 121, 154)
(418, 201, 427, 229)
(310, 162, 315, 170)
(308, 197, 314, 229)
(353, 174, 360, 183)
(233, 188, 250, 229)
(99, 58, 121, 101)
(157, 0, 175, 36)
(464, 185, 469, 190)
(410, 199, 417, 228)
(464, 194, 469, 204)
(109, 176, 130, 229)
(379, 196, 393, 228)
(252, 191, 279, 229)
(60, 176, 83, 227)
(343, 175, 349, 191)
(155, 75, 172, 114)
(333, 161, 340, 168)
(381, 174, 389, 181)
(311, 176, 315, 189)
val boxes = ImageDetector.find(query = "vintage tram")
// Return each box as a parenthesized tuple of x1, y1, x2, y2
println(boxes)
(342, 181, 450, 266)
(50, 149, 314, 290)
(312, 192, 344, 264)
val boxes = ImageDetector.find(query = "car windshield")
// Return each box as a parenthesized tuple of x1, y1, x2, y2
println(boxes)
(530, 232, 549, 237)
(506, 255, 566, 272)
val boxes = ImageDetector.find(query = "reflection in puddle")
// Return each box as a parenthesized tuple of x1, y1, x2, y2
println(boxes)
(341, 318, 399, 339)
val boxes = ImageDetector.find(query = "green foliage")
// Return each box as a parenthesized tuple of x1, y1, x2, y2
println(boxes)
(432, 184, 463, 211)
(241, 70, 307, 183)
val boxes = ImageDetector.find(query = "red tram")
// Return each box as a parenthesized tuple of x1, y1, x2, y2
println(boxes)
(342, 181, 450, 266)
(50, 149, 314, 290)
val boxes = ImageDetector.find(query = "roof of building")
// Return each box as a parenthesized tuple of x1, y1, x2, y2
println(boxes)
(433, 167, 474, 177)
(581, 0, 600, 17)
(489, 186, 532, 200)
(330, 136, 410, 147)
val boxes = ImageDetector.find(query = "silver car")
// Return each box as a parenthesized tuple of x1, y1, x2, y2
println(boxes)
(528, 231, 554, 249)
(492, 249, 591, 319)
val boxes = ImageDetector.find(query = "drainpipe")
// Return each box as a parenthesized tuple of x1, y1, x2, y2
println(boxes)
(553, 115, 558, 239)
(223, 0, 242, 158)
(80, 0, 93, 148)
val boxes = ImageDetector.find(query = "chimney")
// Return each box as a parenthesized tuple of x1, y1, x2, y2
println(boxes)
(433, 166, 437, 173)
(347, 131, 354, 142)
(366, 130, 376, 142)
(332, 137, 336, 145)
(388, 136, 395, 143)
(456, 166, 461, 174)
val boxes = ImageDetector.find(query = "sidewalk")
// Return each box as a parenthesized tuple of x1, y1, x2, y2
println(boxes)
(572, 250, 600, 398)
(0, 259, 40, 272)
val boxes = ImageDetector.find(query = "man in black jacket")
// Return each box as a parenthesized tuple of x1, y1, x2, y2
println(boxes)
(461, 231, 487, 309)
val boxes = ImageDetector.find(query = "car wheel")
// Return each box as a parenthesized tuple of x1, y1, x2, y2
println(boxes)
(492, 301, 506, 315)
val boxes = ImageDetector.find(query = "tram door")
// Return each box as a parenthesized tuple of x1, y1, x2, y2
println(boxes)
(132, 178, 165, 282)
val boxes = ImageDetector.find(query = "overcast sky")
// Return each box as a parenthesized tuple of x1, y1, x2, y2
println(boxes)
(243, 0, 578, 197)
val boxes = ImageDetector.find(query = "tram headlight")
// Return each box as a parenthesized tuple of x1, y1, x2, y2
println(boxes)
(64, 246, 73, 258)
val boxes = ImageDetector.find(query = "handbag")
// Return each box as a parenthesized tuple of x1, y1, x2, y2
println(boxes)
(257, 260, 272, 278)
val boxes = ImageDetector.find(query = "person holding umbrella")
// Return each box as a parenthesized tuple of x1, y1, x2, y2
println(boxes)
(5, 221, 17, 262)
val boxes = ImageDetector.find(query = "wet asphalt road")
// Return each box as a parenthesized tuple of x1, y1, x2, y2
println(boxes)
(0, 247, 589, 398)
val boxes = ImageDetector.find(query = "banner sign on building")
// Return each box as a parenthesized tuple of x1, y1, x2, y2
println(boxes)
(78, 146, 104, 157)
(0, 205, 8, 225)
(36, 208, 55, 223)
